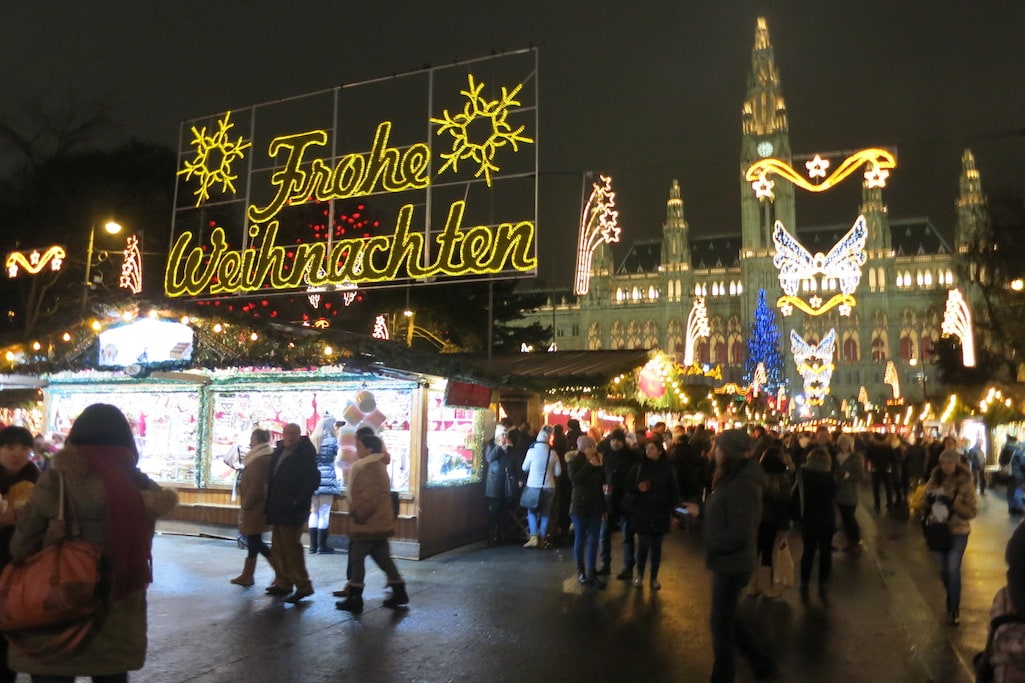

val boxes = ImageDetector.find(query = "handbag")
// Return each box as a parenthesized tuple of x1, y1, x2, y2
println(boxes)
(520, 442, 550, 510)
(504, 471, 520, 501)
(0, 470, 103, 660)
(922, 520, 952, 552)
(772, 537, 795, 588)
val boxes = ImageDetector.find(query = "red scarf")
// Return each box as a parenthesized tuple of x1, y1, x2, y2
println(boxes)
(79, 445, 153, 601)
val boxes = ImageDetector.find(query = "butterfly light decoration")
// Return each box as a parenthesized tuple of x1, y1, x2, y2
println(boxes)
(772, 216, 867, 316)
(790, 328, 837, 406)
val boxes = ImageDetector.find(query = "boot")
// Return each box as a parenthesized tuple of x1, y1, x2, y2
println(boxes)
(383, 582, 409, 608)
(745, 569, 762, 597)
(332, 584, 351, 598)
(317, 528, 335, 554)
(759, 566, 782, 598)
(523, 535, 538, 548)
(230, 557, 257, 587)
(308, 530, 319, 554)
(336, 586, 364, 613)
(286, 583, 314, 603)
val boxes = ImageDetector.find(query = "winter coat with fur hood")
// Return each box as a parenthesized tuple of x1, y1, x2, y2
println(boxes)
(347, 453, 395, 539)
(915, 462, 978, 536)
(9, 445, 178, 676)
(237, 441, 273, 535)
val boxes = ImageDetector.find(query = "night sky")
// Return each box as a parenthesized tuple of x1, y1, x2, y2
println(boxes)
(3, 1, 1023, 289)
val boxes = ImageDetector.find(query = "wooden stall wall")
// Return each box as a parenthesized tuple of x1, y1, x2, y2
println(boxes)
(416, 482, 487, 559)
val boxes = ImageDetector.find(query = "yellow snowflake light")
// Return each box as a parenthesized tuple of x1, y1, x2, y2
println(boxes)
(178, 111, 251, 207)
(430, 74, 533, 186)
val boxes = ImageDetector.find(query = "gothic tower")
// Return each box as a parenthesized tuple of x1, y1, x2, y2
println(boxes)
(955, 148, 989, 253)
(859, 181, 891, 253)
(740, 17, 795, 253)
(661, 180, 691, 272)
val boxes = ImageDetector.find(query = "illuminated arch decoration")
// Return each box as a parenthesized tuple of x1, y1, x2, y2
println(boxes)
(883, 360, 900, 399)
(6, 246, 66, 278)
(177, 111, 251, 207)
(746, 148, 896, 200)
(119, 236, 143, 294)
(772, 216, 866, 317)
(858, 386, 869, 404)
(573, 174, 621, 296)
(941, 288, 975, 367)
(684, 297, 710, 366)
(790, 329, 836, 406)
(429, 74, 533, 187)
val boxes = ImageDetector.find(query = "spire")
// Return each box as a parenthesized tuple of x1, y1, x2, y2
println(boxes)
(859, 183, 890, 251)
(955, 148, 989, 252)
(742, 17, 788, 137)
(666, 179, 684, 225)
(662, 180, 690, 269)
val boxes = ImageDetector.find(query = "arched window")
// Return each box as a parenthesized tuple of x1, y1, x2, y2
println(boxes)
(642, 319, 659, 349)
(869, 268, 877, 291)
(729, 281, 737, 296)
(697, 340, 710, 365)
(729, 335, 744, 365)
(588, 321, 602, 350)
(921, 335, 934, 360)
(842, 334, 859, 362)
(871, 334, 887, 361)
(615, 288, 624, 302)
(626, 320, 642, 349)
(900, 334, 916, 361)
(877, 267, 886, 292)
(631, 287, 640, 300)
(610, 321, 624, 349)
(666, 319, 683, 359)
(710, 334, 727, 364)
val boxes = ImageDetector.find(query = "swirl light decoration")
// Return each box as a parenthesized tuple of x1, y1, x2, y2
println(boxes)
(790, 329, 837, 406)
(746, 148, 897, 200)
(573, 174, 621, 296)
(883, 360, 901, 399)
(941, 288, 975, 367)
(772, 216, 866, 317)
(683, 297, 710, 366)
(119, 236, 143, 294)
(6, 246, 66, 278)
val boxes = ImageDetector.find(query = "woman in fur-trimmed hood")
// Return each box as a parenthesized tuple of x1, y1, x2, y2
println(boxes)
(9, 403, 178, 679)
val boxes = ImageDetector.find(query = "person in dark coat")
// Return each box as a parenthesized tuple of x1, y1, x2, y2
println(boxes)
(624, 439, 680, 590)
(10, 405, 178, 682)
(750, 446, 791, 598)
(0, 425, 41, 683)
(682, 429, 776, 682)
(865, 432, 896, 512)
(485, 424, 515, 545)
(567, 435, 606, 587)
(265, 423, 320, 603)
(598, 429, 638, 579)
(308, 415, 341, 554)
(792, 446, 837, 600)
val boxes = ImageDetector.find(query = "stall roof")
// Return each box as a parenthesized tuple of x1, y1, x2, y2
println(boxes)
(461, 350, 655, 386)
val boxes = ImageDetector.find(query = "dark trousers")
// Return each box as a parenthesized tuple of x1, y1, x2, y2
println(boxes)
(0, 635, 13, 683)
(245, 533, 271, 560)
(349, 537, 403, 587)
(800, 527, 833, 586)
(756, 522, 777, 567)
(270, 524, 312, 592)
(636, 532, 664, 580)
(837, 504, 860, 545)
(487, 497, 507, 540)
(600, 513, 635, 570)
(710, 571, 774, 683)
(871, 470, 893, 509)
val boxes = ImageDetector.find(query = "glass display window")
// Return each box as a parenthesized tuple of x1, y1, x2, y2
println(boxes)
(425, 388, 487, 485)
(46, 387, 202, 485)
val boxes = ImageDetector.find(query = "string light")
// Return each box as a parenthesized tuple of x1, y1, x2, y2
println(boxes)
(941, 288, 975, 367)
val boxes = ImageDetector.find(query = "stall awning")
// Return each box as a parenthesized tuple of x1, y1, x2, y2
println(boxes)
(462, 350, 655, 386)
(0, 374, 47, 390)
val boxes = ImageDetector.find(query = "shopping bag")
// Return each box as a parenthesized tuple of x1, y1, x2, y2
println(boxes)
(772, 537, 795, 588)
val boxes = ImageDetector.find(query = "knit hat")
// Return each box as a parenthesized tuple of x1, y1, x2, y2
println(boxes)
(536, 425, 553, 442)
(608, 428, 626, 443)
(494, 425, 508, 441)
(716, 429, 754, 459)
(938, 449, 961, 465)
(577, 435, 596, 451)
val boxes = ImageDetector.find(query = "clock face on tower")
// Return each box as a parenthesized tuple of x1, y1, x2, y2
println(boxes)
(757, 140, 774, 158)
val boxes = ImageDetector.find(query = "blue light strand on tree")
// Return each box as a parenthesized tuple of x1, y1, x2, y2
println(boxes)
(744, 289, 784, 394)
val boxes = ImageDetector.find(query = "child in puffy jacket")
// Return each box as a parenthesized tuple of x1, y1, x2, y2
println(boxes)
(977, 522, 1025, 682)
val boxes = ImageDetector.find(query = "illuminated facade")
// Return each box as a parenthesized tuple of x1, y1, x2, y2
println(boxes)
(520, 17, 985, 408)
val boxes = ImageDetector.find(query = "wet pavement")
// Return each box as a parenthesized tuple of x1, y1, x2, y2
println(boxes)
(38, 486, 1020, 682)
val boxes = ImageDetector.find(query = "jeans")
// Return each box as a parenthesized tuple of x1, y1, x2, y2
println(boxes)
(800, 527, 833, 586)
(600, 514, 636, 570)
(710, 571, 774, 683)
(837, 504, 860, 545)
(526, 488, 554, 538)
(933, 533, 969, 612)
(871, 470, 893, 509)
(636, 532, 664, 580)
(570, 513, 602, 572)
(1007, 480, 1023, 512)
(349, 538, 403, 588)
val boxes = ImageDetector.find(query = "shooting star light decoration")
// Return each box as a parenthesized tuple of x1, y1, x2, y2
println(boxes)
(573, 174, 621, 296)
(941, 288, 975, 367)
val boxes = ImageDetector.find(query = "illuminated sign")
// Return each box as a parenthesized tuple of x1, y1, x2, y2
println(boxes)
(6, 246, 65, 278)
(98, 319, 194, 367)
(573, 174, 621, 296)
(746, 148, 896, 200)
(791, 329, 836, 406)
(168, 50, 539, 299)
(120, 236, 143, 294)
(772, 216, 866, 316)
(684, 297, 709, 366)
(941, 288, 975, 367)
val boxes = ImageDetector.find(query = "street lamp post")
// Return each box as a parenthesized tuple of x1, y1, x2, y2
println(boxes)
(909, 356, 928, 402)
(81, 221, 123, 314)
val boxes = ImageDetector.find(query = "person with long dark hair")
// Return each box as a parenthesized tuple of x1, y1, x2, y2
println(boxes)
(792, 446, 837, 601)
(566, 436, 605, 587)
(624, 439, 679, 590)
(10, 404, 178, 682)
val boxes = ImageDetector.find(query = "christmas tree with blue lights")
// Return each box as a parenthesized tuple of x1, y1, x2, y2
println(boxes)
(744, 289, 784, 393)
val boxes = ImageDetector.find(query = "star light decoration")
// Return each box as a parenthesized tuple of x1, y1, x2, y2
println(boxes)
(684, 297, 710, 366)
(429, 74, 533, 187)
(771, 216, 867, 317)
(177, 111, 251, 207)
(6, 246, 66, 278)
(805, 155, 830, 179)
(746, 148, 896, 200)
(119, 236, 143, 294)
(574, 174, 621, 296)
(790, 329, 837, 406)
(941, 288, 976, 367)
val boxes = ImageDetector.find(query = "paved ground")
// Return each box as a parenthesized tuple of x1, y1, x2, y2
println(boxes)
(23, 486, 1019, 682)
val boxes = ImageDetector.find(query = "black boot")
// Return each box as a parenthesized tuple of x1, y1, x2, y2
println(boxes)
(318, 528, 335, 554)
(336, 586, 363, 613)
(308, 530, 318, 554)
(383, 582, 409, 608)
